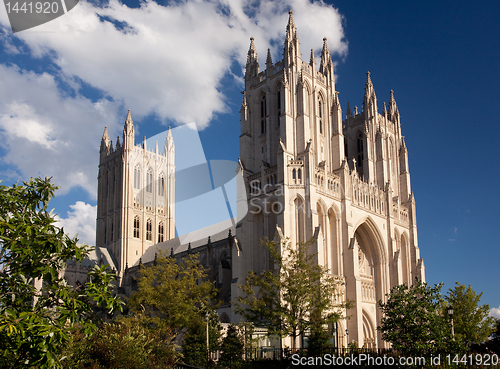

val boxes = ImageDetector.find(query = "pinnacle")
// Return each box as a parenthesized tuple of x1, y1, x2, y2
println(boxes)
(102, 126, 109, 140)
(266, 48, 273, 66)
(125, 109, 133, 127)
(309, 49, 315, 66)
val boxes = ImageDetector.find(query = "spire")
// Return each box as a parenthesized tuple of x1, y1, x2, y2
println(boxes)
(102, 126, 110, 142)
(116, 136, 120, 150)
(123, 109, 134, 150)
(363, 71, 377, 115)
(363, 71, 376, 101)
(266, 48, 272, 68)
(285, 10, 296, 40)
(388, 90, 399, 120)
(309, 49, 316, 68)
(346, 102, 352, 118)
(245, 37, 259, 79)
(383, 102, 387, 116)
(100, 126, 111, 153)
(283, 10, 300, 68)
(165, 126, 174, 156)
(124, 109, 133, 131)
(319, 37, 331, 74)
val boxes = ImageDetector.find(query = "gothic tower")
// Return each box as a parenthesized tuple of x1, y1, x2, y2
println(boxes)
(96, 110, 175, 282)
(234, 11, 425, 348)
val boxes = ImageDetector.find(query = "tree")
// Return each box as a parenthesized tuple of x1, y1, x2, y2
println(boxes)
(444, 282, 496, 346)
(378, 280, 462, 357)
(127, 251, 217, 342)
(489, 319, 500, 354)
(0, 177, 123, 369)
(235, 237, 348, 349)
(219, 324, 244, 368)
(63, 317, 177, 368)
(181, 310, 222, 368)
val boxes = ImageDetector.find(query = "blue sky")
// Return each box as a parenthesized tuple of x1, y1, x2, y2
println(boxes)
(0, 0, 498, 316)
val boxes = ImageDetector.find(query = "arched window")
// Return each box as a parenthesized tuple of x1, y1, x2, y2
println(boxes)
(318, 99, 323, 134)
(292, 169, 296, 180)
(146, 219, 152, 241)
(260, 95, 266, 134)
(134, 166, 141, 189)
(133, 216, 140, 238)
(357, 133, 364, 166)
(158, 222, 164, 243)
(146, 169, 153, 193)
(298, 168, 302, 181)
(277, 89, 281, 123)
(158, 175, 165, 196)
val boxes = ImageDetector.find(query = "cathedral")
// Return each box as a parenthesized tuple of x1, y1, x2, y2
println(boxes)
(233, 11, 424, 348)
(72, 10, 425, 350)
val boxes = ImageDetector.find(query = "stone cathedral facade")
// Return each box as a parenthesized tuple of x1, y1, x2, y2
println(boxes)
(96, 110, 175, 281)
(233, 11, 425, 348)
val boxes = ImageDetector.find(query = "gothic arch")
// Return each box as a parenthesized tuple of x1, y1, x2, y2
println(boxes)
(353, 216, 387, 266)
(362, 309, 376, 349)
(327, 205, 341, 275)
(400, 231, 410, 285)
(220, 312, 230, 323)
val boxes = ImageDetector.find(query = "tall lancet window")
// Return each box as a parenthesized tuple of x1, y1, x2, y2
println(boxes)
(260, 95, 266, 134)
(318, 99, 323, 134)
(158, 222, 164, 243)
(134, 166, 141, 189)
(158, 175, 165, 196)
(146, 169, 153, 193)
(357, 133, 364, 167)
(146, 219, 152, 241)
(133, 216, 140, 238)
(277, 89, 281, 124)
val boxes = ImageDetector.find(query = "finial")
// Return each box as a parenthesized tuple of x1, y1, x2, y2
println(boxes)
(354, 106, 358, 115)
(383, 102, 387, 116)
(188, 243, 191, 253)
(170, 247, 174, 257)
(347, 102, 352, 118)
(366, 71, 372, 85)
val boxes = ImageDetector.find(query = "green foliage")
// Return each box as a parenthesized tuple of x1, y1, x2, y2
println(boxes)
(444, 282, 496, 346)
(490, 319, 500, 354)
(63, 317, 177, 368)
(127, 251, 218, 342)
(0, 177, 123, 369)
(306, 325, 332, 357)
(181, 310, 221, 368)
(219, 324, 244, 368)
(235, 237, 349, 349)
(378, 280, 463, 357)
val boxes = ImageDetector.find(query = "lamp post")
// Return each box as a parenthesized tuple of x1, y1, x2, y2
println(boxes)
(206, 311, 210, 368)
(447, 305, 455, 337)
(345, 328, 349, 348)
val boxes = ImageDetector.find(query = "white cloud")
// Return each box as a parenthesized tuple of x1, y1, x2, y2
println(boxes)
(490, 305, 500, 319)
(0, 64, 121, 195)
(55, 201, 97, 245)
(0, 0, 347, 196)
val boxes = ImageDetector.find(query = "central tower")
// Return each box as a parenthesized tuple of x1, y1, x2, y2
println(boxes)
(234, 11, 425, 349)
